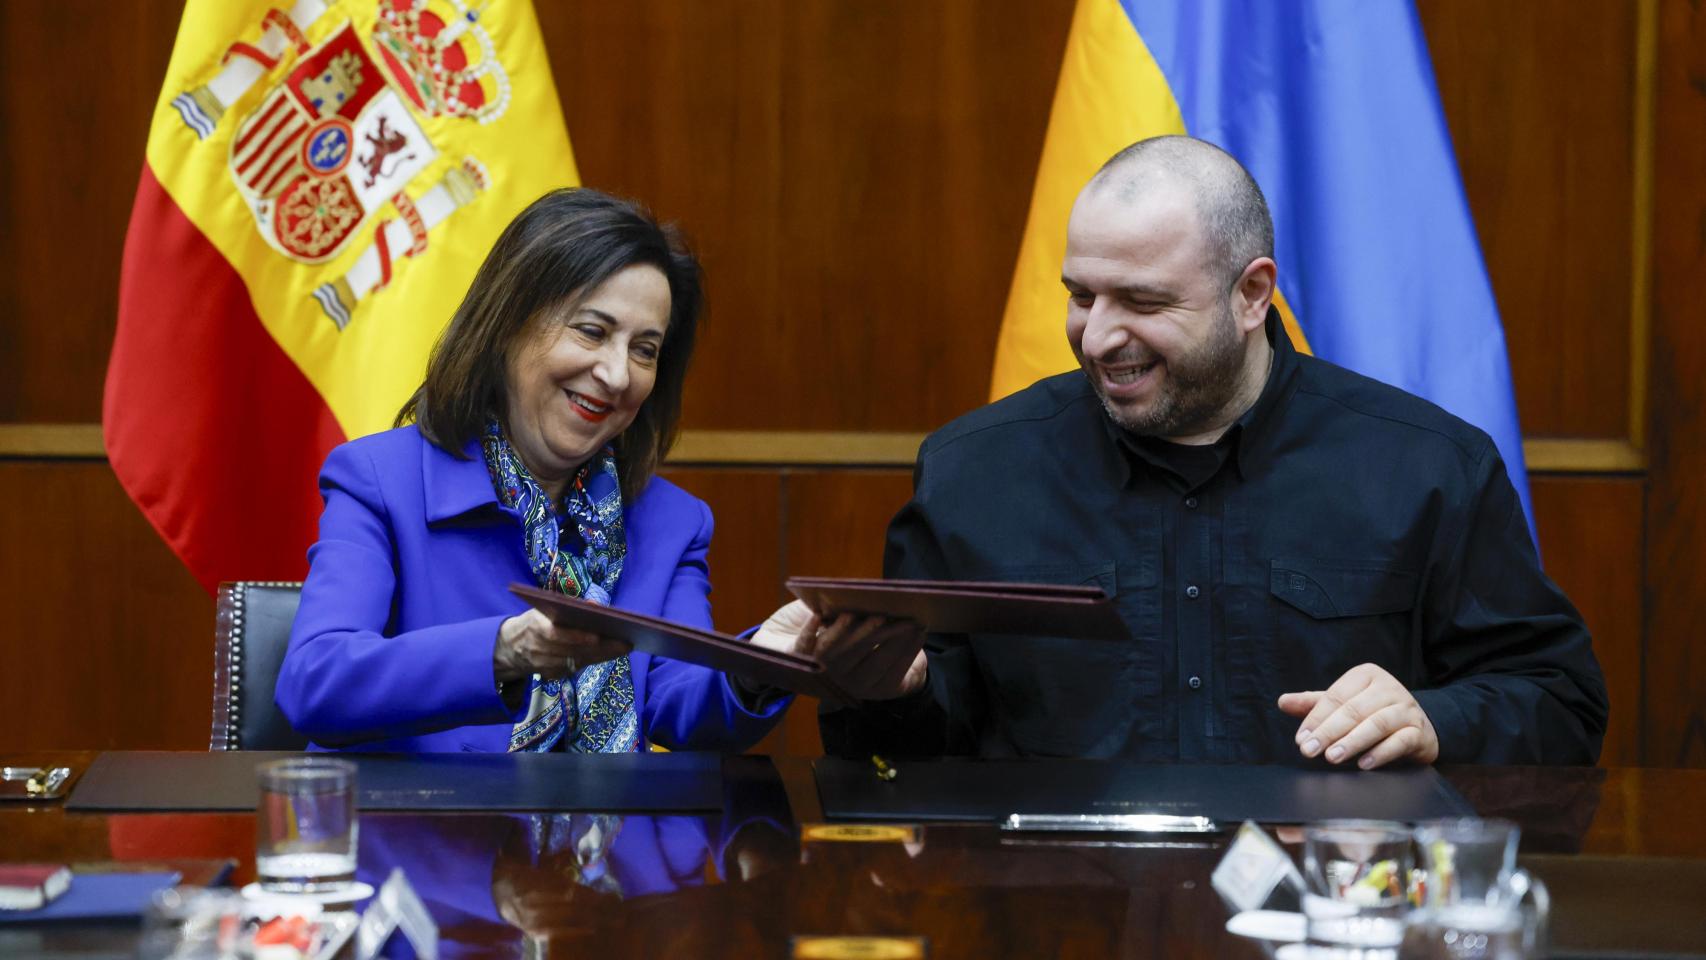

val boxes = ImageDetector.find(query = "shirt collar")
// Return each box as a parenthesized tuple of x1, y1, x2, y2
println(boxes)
(1099, 305, 1299, 485)
(1227, 306, 1300, 479)
(422, 432, 505, 524)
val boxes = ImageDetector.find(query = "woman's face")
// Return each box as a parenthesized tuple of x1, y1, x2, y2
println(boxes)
(503, 264, 671, 492)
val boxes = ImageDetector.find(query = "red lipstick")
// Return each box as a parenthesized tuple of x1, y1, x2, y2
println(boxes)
(567, 391, 612, 423)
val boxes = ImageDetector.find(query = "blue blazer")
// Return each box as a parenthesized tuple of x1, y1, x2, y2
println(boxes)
(276, 426, 788, 752)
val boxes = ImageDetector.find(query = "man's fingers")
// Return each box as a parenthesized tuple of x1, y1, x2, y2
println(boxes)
(1296, 692, 1349, 749)
(1351, 725, 1425, 770)
(1295, 666, 1382, 742)
(839, 622, 926, 694)
(814, 614, 893, 670)
(1285, 664, 1435, 767)
(1299, 686, 1395, 758)
(1277, 691, 1321, 717)
(1319, 703, 1414, 765)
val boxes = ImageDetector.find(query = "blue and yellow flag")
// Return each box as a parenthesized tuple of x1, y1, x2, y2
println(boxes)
(992, 0, 1533, 531)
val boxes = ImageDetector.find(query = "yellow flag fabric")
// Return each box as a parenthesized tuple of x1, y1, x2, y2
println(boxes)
(148, 0, 577, 438)
(989, 0, 1307, 401)
(107, 0, 578, 591)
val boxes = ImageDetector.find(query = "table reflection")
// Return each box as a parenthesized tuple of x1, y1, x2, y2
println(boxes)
(352, 760, 797, 958)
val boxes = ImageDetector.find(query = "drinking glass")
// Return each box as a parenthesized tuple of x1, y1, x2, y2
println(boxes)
(255, 758, 359, 893)
(1401, 819, 1546, 960)
(1302, 819, 1415, 958)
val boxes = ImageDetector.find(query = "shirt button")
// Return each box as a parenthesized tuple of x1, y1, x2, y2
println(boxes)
(1185, 497, 1199, 509)
(1188, 676, 1202, 690)
(1185, 584, 1200, 599)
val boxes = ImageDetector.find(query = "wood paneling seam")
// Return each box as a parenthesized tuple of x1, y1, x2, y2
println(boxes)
(0, 423, 1653, 472)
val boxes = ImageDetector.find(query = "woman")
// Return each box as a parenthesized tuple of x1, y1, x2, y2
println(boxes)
(276, 188, 924, 753)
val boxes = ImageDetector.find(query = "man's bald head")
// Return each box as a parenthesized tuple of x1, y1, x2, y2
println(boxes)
(1085, 136, 1274, 290)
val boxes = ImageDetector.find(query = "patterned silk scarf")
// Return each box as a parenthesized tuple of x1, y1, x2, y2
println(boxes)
(483, 420, 640, 753)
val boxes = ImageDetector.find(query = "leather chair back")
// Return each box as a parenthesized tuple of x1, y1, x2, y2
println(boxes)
(210, 581, 310, 751)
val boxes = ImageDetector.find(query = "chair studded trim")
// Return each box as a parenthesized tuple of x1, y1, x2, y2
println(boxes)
(210, 580, 304, 751)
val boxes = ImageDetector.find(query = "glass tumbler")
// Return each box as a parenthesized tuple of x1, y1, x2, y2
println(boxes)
(1402, 819, 1546, 960)
(255, 758, 359, 893)
(1302, 819, 1415, 957)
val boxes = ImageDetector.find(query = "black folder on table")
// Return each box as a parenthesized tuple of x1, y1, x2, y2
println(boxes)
(813, 758, 1474, 825)
(67, 750, 726, 813)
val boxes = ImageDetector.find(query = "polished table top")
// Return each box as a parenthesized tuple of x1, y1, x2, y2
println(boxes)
(4, 751, 1705, 958)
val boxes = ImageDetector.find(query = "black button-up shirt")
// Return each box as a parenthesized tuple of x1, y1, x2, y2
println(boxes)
(823, 311, 1608, 765)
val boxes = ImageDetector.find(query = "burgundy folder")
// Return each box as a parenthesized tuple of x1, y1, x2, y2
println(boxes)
(508, 583, 856, 704)
(784, 577, 1128, 640)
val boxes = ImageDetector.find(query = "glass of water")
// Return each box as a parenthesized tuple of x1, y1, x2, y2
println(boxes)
(1302, 819, 1415, 958)
(255, 758, 358, 893)
(1402, 819, 1546, 959)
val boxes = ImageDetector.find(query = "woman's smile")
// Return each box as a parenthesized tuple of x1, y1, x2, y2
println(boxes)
(566, 390, 613, 423)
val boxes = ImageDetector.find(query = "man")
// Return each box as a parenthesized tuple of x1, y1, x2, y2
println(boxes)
(822, 136, 1607, 767)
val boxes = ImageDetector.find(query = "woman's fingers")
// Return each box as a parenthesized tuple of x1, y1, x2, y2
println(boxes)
(507, 616, 632, 678)
(751, 601, 823, 657)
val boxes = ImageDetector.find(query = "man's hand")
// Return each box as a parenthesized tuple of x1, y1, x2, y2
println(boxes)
(1277, 662, 1439, 770)
(494, 609, 633, 683)
(751, 600, 928, 702)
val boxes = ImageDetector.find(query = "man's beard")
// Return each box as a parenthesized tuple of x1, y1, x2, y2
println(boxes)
(1090, 298, 1246, 438)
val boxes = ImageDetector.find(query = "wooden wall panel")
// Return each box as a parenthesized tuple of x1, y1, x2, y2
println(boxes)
(544, 0, 1073, 433)
(783, 471, 915, 581)
(1531, 478, 1645, 768)
(0, 462, 209, 751)
(658, 469, 786, 635)
(0, 0, 181, 422)
(537, 0, 789, 435)
(1418, 0, 1638, 441)
(1644, 0, 1706, 768)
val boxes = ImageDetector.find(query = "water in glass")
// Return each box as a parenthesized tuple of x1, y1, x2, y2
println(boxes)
(1302, 819, 1415, 958)
(255, 758, 358, 893)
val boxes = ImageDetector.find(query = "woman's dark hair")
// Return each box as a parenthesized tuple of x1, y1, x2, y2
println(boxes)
(397, 187, 702, 500)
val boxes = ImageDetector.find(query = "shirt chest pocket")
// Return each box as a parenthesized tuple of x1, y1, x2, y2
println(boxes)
(1265, 558, 1420, 688)
(966, 562, 1146, 756)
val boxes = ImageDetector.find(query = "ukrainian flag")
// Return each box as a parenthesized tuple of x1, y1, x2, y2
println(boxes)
(991, 0, 1534, 532)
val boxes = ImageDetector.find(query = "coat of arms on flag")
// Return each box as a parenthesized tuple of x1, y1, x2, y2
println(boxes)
(169, 0, 508, 329)
(106, 0, 577, 592)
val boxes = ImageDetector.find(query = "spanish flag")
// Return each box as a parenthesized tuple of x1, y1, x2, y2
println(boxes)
(992, 0, 1533, 530)
(105, 0, 577, 592)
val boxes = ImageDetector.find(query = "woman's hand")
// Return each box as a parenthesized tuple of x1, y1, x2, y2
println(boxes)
(494, 609, 632, 683)
(750, 600, 928, 701)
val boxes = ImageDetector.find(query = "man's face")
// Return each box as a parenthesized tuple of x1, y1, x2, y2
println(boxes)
(1063, 185, 1249, 441)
